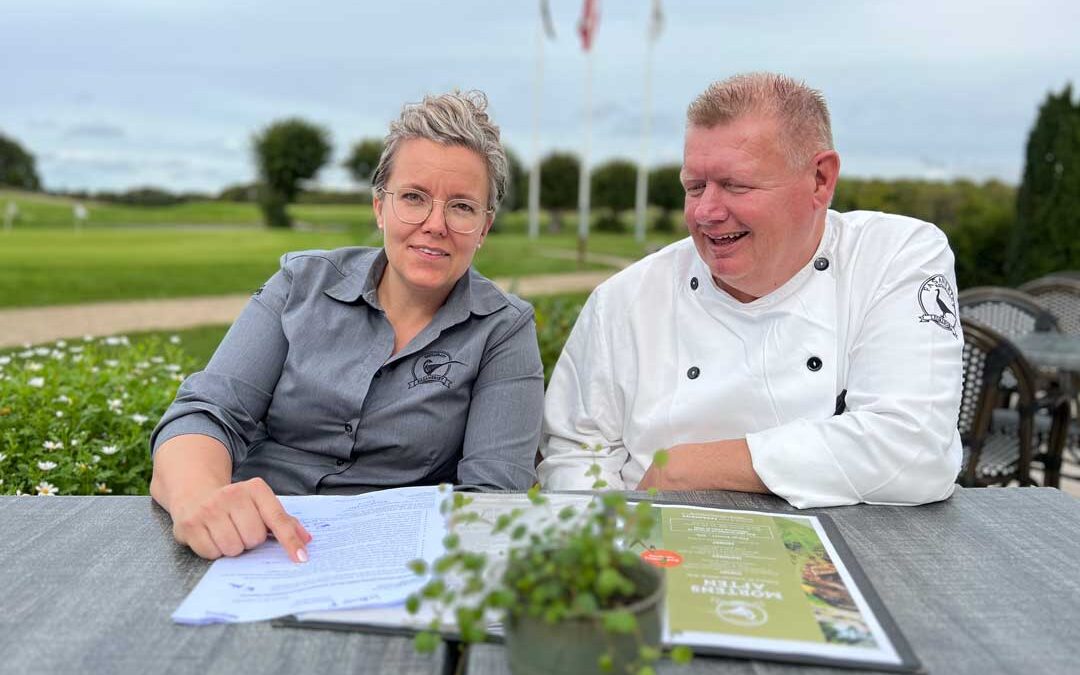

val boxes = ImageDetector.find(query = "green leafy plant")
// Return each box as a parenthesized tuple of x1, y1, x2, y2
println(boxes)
(407, 449, 692, 674)
(0, 335, 196, 496)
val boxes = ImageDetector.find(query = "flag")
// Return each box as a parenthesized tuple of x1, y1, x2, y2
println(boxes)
(578, 0, 600, 51)
(649, 0, 664, 42)
(540, 0, 556, 40)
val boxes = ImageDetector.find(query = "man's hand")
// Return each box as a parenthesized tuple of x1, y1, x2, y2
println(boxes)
(637, 440, 770, 493)
(170, 478, 312, 563)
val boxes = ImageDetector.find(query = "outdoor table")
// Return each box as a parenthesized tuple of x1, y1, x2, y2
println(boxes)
(3, 488, 1078, 675)
(0, 496, 444, 675)
(1015, 332, 1080, 372)
(465, 488, 1080, 675)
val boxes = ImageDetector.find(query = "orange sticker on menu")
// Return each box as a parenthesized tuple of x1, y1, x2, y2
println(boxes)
(641, 549, 684, 568)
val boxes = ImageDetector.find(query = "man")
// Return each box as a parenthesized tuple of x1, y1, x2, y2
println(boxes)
(538, 73, 963, 508)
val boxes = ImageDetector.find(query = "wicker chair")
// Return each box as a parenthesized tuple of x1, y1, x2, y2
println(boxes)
(957, 319, 1069, 487)
(1019, 276, 1080, 336)
(1017, 275, 1080, 479)
(958, 286, 1059, 339)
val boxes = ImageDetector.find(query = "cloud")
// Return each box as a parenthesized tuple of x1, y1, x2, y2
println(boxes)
(63, 123, 126, 140)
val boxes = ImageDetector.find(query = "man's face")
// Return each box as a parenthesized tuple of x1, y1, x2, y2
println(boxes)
(681, 116, 827, 302)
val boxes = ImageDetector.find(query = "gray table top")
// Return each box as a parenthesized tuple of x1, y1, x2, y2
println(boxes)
(466, 487, 1080, 675)
(4, 489, 1078, 675)
(0, 495, 443, 675)
(1015, 332, 1080, 371)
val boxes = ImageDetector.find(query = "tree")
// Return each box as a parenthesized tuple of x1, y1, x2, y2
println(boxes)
(0, 132, 42, 191)
(1007, 84, 1080, 283)
(343, 138, 383, 186)
(648, 165, 683, 232)
(253, 118, 332, 228)
(590, 159, 637, 232)
(502, 147, 528, 213)
(539, 152, 579, 233)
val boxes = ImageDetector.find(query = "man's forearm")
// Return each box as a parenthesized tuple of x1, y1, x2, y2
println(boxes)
(638, 439, 770, 493)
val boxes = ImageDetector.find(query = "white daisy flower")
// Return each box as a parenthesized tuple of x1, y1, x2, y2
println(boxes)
(55, 395, 72, 404)
(169, 335, 181, 344)
(0, 452, 7, 462)
(18, 350, 34, 358)
(72, 355, 83, 363)
(55, 410, 64, 418)
(101, 445, 120, 456)
(70, 346, 83, 354)
(42, 440, 64, 450)
(165, 364, 181, 372)
(104, 359, 119, 368)
(34, 347, 50, 356)
(37, 461, 57, 471)
(28, 377, 45, 388)
(131, 414, 149, 425)
(104, 337, 122, 346)
(55, 340, 67, 348)
(0, 356, 11, 365)
(36, 481, 58, 496)
(70, 439, 79, 446)
(96, 483, 112, 494)
(92, 454, 101, 463)
(107, 398, 123, 410)
(135, 361, 150, 370)
(150, 356, 165, 364)
(26, 362, 43, 371)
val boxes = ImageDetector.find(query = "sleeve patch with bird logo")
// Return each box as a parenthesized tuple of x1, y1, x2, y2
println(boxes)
(917, 275, 958, 338)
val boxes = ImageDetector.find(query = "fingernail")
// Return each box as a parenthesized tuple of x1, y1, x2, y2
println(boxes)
(296, 548, 309, 563)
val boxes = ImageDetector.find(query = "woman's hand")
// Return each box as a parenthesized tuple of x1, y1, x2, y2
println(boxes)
(151, 435, 311, 563)
(170, 478, 312, 563)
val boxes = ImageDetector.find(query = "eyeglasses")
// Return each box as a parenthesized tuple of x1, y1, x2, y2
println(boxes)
(381, 188, 492, 235)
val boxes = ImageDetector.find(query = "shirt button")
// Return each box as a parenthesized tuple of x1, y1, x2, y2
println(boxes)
(344, 423, 353, 433)
(687, 366, 700, 380)
(806, 356, 823, 372)
(813, 257, 830, 271)
(690, 277, 699, 291)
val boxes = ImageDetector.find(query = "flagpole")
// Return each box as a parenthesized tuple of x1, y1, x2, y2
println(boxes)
(634, 33, 654, 244)
(577, 46, 592, 267)
(528, 15, 544, 240)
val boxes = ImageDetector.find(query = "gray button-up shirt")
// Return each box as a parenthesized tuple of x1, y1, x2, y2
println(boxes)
(150, 247, 544, 494)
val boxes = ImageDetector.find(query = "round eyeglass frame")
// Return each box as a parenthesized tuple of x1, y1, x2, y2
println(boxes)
(381, 188, 493, 235)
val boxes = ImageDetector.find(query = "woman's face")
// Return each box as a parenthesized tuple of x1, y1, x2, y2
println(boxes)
(374, 138, 493, 301)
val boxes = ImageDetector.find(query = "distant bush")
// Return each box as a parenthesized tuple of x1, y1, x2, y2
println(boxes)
(532, 294, 588, 384)
(0, 335, 196, 496)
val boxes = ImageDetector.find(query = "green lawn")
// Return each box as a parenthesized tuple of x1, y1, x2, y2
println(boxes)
(1, 189, 684, 308)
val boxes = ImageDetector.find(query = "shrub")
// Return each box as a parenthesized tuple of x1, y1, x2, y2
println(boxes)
(532, 294, 588, 385)
(0, 335, 196, 496)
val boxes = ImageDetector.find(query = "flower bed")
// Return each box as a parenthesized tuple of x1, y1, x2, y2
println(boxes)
(0, 335, 196, 496)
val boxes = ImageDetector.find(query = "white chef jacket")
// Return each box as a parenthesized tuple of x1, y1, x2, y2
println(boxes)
(538, 210, 964, 508)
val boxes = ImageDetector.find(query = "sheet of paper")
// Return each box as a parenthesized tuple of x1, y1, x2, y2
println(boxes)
(293, 492, 594, 633)
(172, 485, 446, 624)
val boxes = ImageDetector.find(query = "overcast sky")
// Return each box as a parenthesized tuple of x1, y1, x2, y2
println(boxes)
(3, 0, 1078, 192)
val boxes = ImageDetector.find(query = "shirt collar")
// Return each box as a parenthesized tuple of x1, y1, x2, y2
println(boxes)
(323, 248, 509, 317)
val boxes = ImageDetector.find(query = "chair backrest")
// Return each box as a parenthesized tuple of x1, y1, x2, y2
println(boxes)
(1018, 276, 1080, 336)
(957, 286, 1059, 339)
(957, 318, 1037, 486)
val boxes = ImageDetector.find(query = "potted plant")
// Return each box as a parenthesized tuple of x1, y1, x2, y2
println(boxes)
(407, 450, 692, 674)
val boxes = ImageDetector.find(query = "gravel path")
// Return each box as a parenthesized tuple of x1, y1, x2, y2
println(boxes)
(0, 270, 617, 348)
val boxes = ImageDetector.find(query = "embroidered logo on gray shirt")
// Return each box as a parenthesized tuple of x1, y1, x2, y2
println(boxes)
(409, 351, 466, 389)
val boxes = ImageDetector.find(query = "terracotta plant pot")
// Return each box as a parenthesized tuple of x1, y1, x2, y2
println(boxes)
(503, 560, 665, 675)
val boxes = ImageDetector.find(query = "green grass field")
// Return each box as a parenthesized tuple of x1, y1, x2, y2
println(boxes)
(1, 189, 684, 308)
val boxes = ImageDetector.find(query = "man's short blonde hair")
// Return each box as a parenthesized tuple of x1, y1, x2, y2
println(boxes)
(687, 72, 834, 167)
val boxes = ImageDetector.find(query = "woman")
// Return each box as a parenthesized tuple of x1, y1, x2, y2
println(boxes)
(149, 91, 544, 563)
